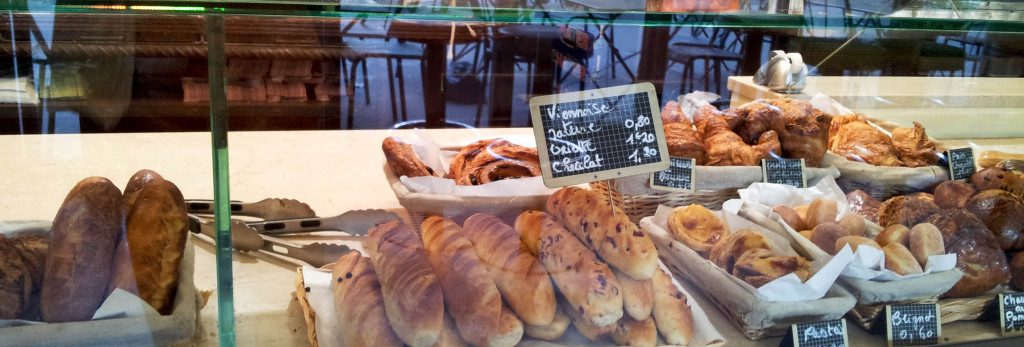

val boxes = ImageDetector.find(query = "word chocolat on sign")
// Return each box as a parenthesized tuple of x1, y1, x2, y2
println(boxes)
(946, 147, 976, 181)
(651, 157, 695, 192)
(792, 319, 848, 347)
(1000, 293, 1024, 336)
(886, 304, 940, 346)
(762, 158, 806, 188)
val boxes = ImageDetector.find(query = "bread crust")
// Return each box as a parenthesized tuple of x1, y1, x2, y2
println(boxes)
(651, 268, 694, 346)
(331, 252, 403, 347)
(123, 178, 189, 314)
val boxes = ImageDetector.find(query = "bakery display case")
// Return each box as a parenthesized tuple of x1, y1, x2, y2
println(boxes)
(3, 0, 1024, 346)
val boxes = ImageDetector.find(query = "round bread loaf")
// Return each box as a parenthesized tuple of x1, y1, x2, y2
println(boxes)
(934, 181, 976, 209)
(835, 236, 880, 253)
(876, 224, 911, 247)
(805, 198, 838, 229)
(883, 243, 923, 275)
(926, 209, 1010, 298)
(965, 189, 1024, 251)
(838, 214, 867, 237)
(910, 223, 945, 267)
(811, 222, 845, 255)
(877, 195, 940, 228)
(1011, 252, 1024, 291)
(972, 167, 1024, 197)
(773, 206, 805, 231)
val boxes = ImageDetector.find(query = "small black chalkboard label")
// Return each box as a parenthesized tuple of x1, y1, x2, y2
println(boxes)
(650, 157, 695, 192)
(886, 303, 941, 346)
(791, 319, 848, 347)
(946, 147, 976, 181)
(530, 83, 670, 187)
(761, 158, 806, 188)
(1000, 293, 1024, 336)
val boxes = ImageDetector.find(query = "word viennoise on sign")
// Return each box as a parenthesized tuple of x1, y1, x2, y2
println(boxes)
(886, 304, 940, 346)
(530, 83, 669, 187)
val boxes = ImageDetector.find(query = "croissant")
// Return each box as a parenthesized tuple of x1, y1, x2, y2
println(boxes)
(767, 99, 832, 167)
(891, 122, 940, 167)
(664, 122, 706, 164)
(448, 139, 541, 185)
(697, 106, 781, 166)
(660, 100, 692, 127)
(827, 114, 863, 148)
(830, 121, 904, 167)
(733, 102, 780, 145)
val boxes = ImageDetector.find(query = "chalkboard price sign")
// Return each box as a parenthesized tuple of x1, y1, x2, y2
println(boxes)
(530, 83, 670, 187)
(761, 158, 807, 188)
(790, 319, 848, 347)
(946, 147, 976, 181)
(650, 157, 695, 192)
(999, 293, 1024, 336)
(885, 304, 941, 346)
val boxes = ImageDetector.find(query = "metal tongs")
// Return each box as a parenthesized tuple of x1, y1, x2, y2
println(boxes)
(187, 214, 352, 268)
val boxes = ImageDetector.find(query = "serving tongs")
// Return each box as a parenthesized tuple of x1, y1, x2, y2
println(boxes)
(186, 198, 317, 220)
(187, 214, 353, 268)
(245, 209, 400, 236)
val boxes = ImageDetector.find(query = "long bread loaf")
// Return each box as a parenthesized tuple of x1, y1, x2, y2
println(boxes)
(365, 220, 444, 347)
(513, 211, 623, 327)
(123, 177, 189, 314)
(545, 187, 658, 279)
(420, 216, 502, 346)
(331, 252, 403, 347)
(560, 296, 615, 341)
(652, 268, 695, 346)
(613, 268, 654, 321)
(486, 304, 524, 347)
(523, 305, 569, 341)
(433, 311, 468, 347)
(612, 316, 658, 347)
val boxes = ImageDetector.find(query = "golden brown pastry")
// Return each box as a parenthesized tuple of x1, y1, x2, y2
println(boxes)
(667, 204, 729, 256)
(767, 98, 832, 168)
(876, 224, 911, 248)
(331, 252, 403, 347)
(420, 216, 501, 346)
(0, 235, 31, 320)
(448, 138, 541, 186)
(926, 209, 1010, 298)
(1011, 252, 1024, 291)
(664, 122, 707, 164)
(811, 222, 845, 255)
(847, 190, 882, 223)
(909, 223, 944, 267)
(733, 102, 779, 145)
(966, 189, 1024, 251)
(805, 197, 839, 229)
(733, 249, 812, 287)
(934, 181, 976, 209)
(709, 229, 772, 273)
(561, 297, 615, 341)
(383, 136, 438, 178)
(696, 106, 781, 166)
(835, 236, 880, 253)
(545, 187, 659, 279)
(613, 268, 654, 321)
(612, 316, 658, 347)
(972, 167, 1024, 198)
(463, 213, 556, 326)
(42, 177, 123, 323)
(122, 178, 189, 315)
(883, 243, 923, 275)
(513, 211, 623, 327)
(891, 122, 940, 167)
(365, 220, 444, 347)
(794, 205, 810, 222)
(660, 100, 692, 127)
(877, 195, 941, 228)
(830, 121, 903, 167)
(838, 214, 867, 237)
(773, 205, 806, 231)
(827, 114, 865, 148)
(651, 268, 694, 346)
(524, 306, 570, 341)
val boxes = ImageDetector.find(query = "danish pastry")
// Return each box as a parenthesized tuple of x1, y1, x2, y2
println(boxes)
(449, 139, 541, 186)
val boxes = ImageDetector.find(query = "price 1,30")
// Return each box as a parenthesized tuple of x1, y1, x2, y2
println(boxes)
(628, 146, 658, 163)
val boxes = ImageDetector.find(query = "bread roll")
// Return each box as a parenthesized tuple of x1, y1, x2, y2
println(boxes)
(365, 220, 444, 347)
(545, 187, 659, 279)
(485, 304, 524, 347)
(794, 205, 810, 222)
(666, 204, 729, 256)
(835, 236, 880, 253)
(799, 230, 814, 240)
(122, 178, 189, 314)
(463, 213, 555, 326)
(613, 268, 654, 321)
(806, 197, 838, 229)
(972, 167, 1024, 197)
(838, 214, 867, 237)
(651, 268, 694, 346)
(0, 235, 31, 320)
(524, 306, 570, 341)
(612, 316, 658, 347)
(42, 177, 123, 323)
(875, 224, 910, 247)
(561, 297, 615, 341)
(909, 223, 944, 267)
(331, 252, 403, 347)
(773, 205, 805, 231)
(420, 216, 501, 346)
(883, 243, 923, 275)
(934, 181, 976, 209)
(513, 212, 622, 327)
(811, 222, 845, 255)
(966, 189, 1024, 251)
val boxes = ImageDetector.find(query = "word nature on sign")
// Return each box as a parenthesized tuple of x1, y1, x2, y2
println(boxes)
(885, 303, 940, 346)
(651, 157, 695, 192)
(530, 83, 669, 187)
(762, 158, 807, 188)
(791, 319, 848, 347)
(946, 147, 976, 181)
(1000, 293, 1024, 336)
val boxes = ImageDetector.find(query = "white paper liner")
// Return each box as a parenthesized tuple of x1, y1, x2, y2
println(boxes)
(302, 246, 726, 346)
(841, 247, 956, 281)
(647, 205, 852, 302)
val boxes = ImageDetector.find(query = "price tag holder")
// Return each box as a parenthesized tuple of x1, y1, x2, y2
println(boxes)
(946, 147, 976, 181)
(791, 319, 848, 347)
(885, 303, 940, 346)
(999, 293, 1024, 336)
(650, 157, 695, 192)
(530, 83, 670, 187)
(761, 158, 806, 188)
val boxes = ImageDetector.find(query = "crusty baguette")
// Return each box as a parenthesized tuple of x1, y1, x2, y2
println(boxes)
(122, 178, 189, 315)
(545, 187, 659, 279)
(561, 296, 615, 341)
(613, 316, 658, 347)
(513, 211, 623, 327)
(331, 252, 403, 347)
(123, 169, 163, 210)
(42, 177, 123, 323)
(365, 220, 444, 347)
(420, 216, 502, 346)
(463, 213, 556, 326)
(523, 305, 570, 341)
(614, 268, 654, 321)
(652, 268, 695, 346)
(487, 304, 525, 347)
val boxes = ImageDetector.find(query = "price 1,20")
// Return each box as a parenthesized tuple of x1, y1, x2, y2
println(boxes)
(628, 146, 658, 163)
(626, 131, 656, 144)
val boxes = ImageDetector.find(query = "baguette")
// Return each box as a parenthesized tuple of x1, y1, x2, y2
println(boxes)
(42, 177, 123, 323)
(122, 178, 189, 314)
(463, 213, 555, 326)
(486, 304, 524, 347)
(420, 216, 502, 346)
(365, 220, 444, 347)
(652, 268, 695, 346)
(523, 305, 570, 341)
(110, 169, 164, 297)
(331, 252, 403, 347)
(545, 187, 658, 279)
(561, 296, 615, 341)
(613, 268, 654, 320)
(513, 211, 623, 327)
(613, 316, 658, 347)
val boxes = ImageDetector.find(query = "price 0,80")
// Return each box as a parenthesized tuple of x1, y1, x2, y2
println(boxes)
(624, 115, 651, 130)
